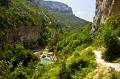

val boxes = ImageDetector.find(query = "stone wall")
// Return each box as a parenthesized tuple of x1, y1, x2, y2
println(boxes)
(92, 0, 120, 33)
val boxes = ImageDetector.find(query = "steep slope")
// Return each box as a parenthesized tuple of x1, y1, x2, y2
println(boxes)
(0, 0, 91, 78)
(0, 0, 89, 52)
(92, 0, 120, 33)
(91, 1, 120, 77)
(1, 0, 83, 49)
(29, 0, 73, 14)
(1, 0, 120, 79)
(30, 0, 73, 14)
(29, 0, 89, 30)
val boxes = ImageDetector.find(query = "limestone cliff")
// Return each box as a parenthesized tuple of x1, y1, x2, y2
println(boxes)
(92, 0, 120, 33)
(29, 0, 73, 14)
(5, 26, 42, 49)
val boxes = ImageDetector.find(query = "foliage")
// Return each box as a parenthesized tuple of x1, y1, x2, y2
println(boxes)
(63, 47, 96, 79)
(2, 0, 119, 78)
(108, 68, 120, 79)
(52, 23, 92, 59)
(0, 0, 64, 47)
(59, 62, 71, 79)
(0, 44, 37, 78)
(95, 15, 120, 61)
(29, 22, 95, 79)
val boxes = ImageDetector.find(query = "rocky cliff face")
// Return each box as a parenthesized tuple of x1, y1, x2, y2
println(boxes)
(5, 26, 41, 49)
(92, 0, 120, 33)
(29, 0, 73, 14)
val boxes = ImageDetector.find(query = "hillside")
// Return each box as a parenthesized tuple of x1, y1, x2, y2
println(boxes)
(29, 0, 89, 30)
(0, 0, 120, 79)
(29, 0, 73, 14)
(0, 0, 90, 78)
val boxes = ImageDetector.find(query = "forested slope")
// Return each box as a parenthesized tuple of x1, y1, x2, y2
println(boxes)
(0, 0, 120, 79)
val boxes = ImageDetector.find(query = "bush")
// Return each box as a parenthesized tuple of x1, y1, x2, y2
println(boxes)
(59, 62, 71, 79)
(95, 15, 120, 61)
(108, 68, 120, 79)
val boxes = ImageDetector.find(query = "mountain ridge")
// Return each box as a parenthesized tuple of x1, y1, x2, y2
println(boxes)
(28, 0, 89, 28)
(29, 0, 73, 14)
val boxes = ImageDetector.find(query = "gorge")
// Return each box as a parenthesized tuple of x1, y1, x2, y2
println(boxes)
(0, 0, 120, 79)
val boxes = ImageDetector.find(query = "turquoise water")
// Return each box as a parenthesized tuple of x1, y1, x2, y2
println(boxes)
(41, 58, 53, 65)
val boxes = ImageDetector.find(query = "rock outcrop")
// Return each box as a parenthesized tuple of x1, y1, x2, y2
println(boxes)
(92, 0, 120, 33)
(5, 26, 42, 49)
(29, 0, 88, 27)
(29, 0, 73, 14)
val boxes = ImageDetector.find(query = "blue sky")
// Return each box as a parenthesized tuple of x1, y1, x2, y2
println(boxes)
(45, 0, 96, 21)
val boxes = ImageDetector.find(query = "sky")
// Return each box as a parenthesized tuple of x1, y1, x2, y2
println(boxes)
(45, 0, 96, 21)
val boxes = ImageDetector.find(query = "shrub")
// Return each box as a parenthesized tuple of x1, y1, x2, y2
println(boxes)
(59, 62, 71, 79)
(95, 15, 120, 61)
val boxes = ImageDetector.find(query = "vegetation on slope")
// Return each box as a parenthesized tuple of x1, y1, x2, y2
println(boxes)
(0, 0, 65, 48)
(0, 0, 90, 78)
(0, 0, 120, 79)
(94, 15, 120, 62)
(33, 23, 96, 79)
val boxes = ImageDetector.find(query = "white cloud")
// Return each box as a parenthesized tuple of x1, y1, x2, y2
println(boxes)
(73, 11, 86, 15)
(73, 11, 92, 21)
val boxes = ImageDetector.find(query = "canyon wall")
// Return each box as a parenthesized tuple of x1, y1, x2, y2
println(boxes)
(5, 26, 41, 49)
(92, 0, 120, 33)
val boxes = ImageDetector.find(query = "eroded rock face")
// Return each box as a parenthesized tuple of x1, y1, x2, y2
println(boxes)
(5, 26, 42, 49)
(29, 0, 73, 14)
(92, 0, 120, 34)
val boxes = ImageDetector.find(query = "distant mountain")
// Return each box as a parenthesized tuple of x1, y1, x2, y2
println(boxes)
(29, 0, 89, 27)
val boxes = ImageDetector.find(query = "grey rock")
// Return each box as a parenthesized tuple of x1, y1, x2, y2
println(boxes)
(92, 0, 120, 34)
(29, 0, 73, 14)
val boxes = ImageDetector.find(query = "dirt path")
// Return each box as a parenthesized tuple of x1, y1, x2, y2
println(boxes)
(94, 50, 120, 72)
